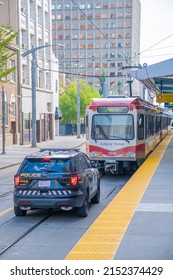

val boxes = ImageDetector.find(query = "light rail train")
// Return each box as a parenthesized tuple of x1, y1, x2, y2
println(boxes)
(86, 96, 171, 175)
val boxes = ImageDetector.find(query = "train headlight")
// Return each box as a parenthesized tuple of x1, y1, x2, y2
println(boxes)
(127, 152, 135, 157)
(91, 152, 98, 156)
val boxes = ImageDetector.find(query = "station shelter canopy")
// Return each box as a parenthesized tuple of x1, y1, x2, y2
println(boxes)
(131, 58, 173, 94)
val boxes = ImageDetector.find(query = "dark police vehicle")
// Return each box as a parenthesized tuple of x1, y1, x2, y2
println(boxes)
(14, 148, 100, 217)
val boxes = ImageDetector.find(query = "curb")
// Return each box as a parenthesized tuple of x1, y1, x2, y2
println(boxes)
(0, 162, 22, 171)
(0, 141, 86, 171)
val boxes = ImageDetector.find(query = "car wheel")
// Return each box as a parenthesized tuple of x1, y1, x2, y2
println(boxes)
(14, 206, 27, 216)
(91, 182, 100, 204)
(76, 191, 89, 217)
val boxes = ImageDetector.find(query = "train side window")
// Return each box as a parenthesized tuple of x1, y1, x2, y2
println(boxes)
(145, 115, 154, 138)
(156, 116, 161, 133)
(137, 114, 144, 140)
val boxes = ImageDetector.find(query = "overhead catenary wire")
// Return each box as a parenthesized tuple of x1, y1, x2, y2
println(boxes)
(69, 0, 125, 59)
(142, 64, 160, 97)
(24, 50, 126, 78)
(139, 53, 173, 59)
(131, 33, 173, 61)
(21, 36, 173, 82)
(21, 44, 173, 68)
(35, 61, 125, 79)
(21, 42, 173, 66)
(140, 45, 173, 52)
(70, 0, 114, 46)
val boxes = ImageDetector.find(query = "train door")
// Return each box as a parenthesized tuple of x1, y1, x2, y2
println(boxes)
(171, 119, 173, 130)
(136, 113, 145, 160)
(85, 112, 89, 155)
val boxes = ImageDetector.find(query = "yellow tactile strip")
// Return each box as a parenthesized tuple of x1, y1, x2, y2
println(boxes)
(66, 133, 172, 260)
(0, 207, 13, 217)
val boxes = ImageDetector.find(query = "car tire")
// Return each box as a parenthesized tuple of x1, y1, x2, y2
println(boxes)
(76, 191, 89, 217)
(91, 182, 100, 204)
(14, 206, 27, 216)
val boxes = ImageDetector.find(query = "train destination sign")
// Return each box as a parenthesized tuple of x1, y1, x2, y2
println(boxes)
(156, 94, 173, 103)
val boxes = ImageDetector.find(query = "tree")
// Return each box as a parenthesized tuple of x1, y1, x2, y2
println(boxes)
(0, 25, 18, 82)
(59, 79, 101, 124)
(117, 80, 123, 95)
(98, 69, 107, 96)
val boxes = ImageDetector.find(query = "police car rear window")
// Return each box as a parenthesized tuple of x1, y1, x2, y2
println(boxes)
(20, 158, 74, 173)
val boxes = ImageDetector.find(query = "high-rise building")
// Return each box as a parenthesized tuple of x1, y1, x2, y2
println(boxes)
(51, 0, 141, 96)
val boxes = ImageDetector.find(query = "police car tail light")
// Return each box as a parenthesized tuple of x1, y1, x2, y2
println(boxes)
(14, 175, 20, 186)
(70, 175, 80, 186)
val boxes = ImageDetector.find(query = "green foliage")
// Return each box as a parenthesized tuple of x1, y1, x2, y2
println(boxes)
(59, 79, 101, 124)
(0, 25, 18, 82)
(117, 80, 123, 94)
(98, 69, 106, 96)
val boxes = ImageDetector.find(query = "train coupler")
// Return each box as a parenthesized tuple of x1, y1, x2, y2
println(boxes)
(104, 160, 118, 175)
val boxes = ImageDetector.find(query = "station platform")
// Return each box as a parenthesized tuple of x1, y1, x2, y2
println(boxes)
(66, 132, 173, 260)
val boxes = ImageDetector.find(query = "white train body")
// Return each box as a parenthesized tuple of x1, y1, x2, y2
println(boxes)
(86, 97, 170, 174)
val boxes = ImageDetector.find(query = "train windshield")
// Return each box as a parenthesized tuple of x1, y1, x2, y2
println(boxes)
(91, 114, 134, 140)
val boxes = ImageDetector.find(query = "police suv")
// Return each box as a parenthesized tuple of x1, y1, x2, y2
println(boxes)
(14, 148, 100, 217)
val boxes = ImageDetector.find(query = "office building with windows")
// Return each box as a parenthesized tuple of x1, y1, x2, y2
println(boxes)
(20, 0, 57, 143)
(51, 0, 141, 96)
(0, 0, 58, 145)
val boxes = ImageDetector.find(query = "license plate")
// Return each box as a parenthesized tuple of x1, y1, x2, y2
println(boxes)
(38, 180, 50, 188)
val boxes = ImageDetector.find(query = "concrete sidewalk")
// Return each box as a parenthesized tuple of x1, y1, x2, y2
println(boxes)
(0, 135, 86, 170)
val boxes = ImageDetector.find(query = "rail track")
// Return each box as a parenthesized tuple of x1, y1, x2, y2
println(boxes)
(0, 210, 57, 256)
(0, 190, 13, 198)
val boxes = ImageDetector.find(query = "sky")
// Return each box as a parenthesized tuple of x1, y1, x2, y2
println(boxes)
(140, 0, 173, 66)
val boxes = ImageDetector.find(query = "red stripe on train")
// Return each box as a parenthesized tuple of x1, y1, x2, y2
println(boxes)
(89, 143, 145, 156)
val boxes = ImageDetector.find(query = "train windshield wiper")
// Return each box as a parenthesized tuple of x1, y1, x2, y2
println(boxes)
(108, 135, 130, 143)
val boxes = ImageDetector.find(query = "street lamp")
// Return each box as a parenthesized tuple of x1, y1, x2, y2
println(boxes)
(77, 61, 80, 138)
(21, 45, 51, 147)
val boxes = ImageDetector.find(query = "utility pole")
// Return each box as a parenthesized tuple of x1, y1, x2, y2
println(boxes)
(21, 45, 51, 147)
(127, 80, 133, 97)
(1, 85, 6, 154)
(122, 65, 141, 97)
(77, 61, 80, 138)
